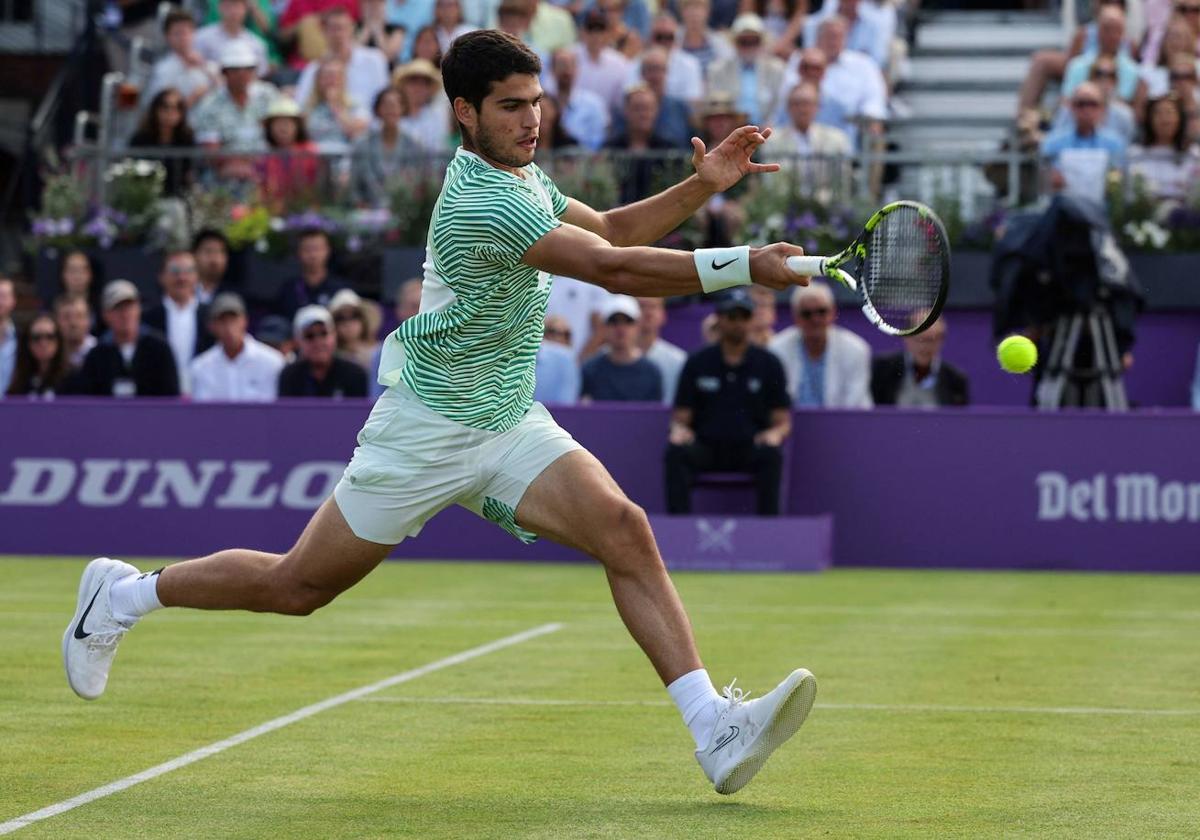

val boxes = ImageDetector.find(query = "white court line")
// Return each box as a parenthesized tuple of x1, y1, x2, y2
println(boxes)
(360, 695, 1200, 717)
(358, 598, 1200, 623)
(0, 623, 562, 837)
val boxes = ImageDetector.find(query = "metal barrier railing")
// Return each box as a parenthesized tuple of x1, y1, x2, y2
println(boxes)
(63, 139, 1041, 227)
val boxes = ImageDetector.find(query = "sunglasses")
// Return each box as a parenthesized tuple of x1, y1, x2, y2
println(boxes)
(798, 307, 830, 319)
(544, 328, 571, 339)
(799, 62, 824, 72)
(1090, 69, 1117, 79)
(1072, 99, 1102, 108)
(1178, 4, 1200, 12)
(652, 32, 675, 42)
(607, 315, 636, 325)
(584, 22, 607, 31)
(30, 332, 58, 343)
(1171, 72, 1197, 81)
(720, 310, 752, 321)
(302, 328, 330, 340)
(735, 37, 762, 48)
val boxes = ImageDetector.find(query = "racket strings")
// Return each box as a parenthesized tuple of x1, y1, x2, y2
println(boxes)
(864, 206, 948, 334)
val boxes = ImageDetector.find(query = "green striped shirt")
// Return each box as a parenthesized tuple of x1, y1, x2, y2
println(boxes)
(377, 148, 568, 431)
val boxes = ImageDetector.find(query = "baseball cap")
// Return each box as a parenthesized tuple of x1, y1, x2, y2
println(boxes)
(102, 279, 139, 311)
(600, 295, 641, 323)
(208, 292, 246, 319)
(219, 42, 259, 70)
(715, 288, 754, 315)
(328, 288, 363, 314)
(293, 304, 333, 337)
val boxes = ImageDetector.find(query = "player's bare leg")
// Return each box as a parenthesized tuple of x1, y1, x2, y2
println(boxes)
(515, 449, 701, 684)
(156, 497, 393, 614)
(515, 450, 816, 794)
(63, 498, 392, 700)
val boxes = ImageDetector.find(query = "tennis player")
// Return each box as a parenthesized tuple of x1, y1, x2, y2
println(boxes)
(64, 29, 816, 795)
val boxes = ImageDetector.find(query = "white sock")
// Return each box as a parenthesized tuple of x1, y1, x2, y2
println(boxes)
(109, 568, 165, 623)
(667, 668, 725, 749)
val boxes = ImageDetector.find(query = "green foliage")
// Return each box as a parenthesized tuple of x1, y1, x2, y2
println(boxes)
(386, 165, 444, 247)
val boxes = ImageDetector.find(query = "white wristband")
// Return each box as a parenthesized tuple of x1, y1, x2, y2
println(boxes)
(694, 246, 752, 294)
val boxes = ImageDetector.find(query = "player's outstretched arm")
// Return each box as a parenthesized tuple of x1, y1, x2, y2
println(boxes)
(565, 126, 779, 247)
(523, 222, 809, 297)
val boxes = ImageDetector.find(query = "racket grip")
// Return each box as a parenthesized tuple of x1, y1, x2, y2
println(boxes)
(786, 255, 826, 277)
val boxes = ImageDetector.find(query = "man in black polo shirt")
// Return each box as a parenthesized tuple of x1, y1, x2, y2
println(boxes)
(278, 305, 368, 398)
(665, 289, 791, 515)
(71, 280, 180, 397)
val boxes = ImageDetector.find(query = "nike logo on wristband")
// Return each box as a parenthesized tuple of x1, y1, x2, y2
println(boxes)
(711, 258, 738, 271)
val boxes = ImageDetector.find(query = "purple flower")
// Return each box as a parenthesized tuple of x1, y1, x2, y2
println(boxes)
(804, 238, 819, 253)
(31, 219, 52, 236)
(796, 211, 819, 230)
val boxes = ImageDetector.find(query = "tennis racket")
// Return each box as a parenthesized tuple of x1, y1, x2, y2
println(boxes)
(785, 200, 950, 337)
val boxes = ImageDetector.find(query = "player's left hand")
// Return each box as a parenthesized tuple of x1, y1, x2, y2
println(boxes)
(692, 126, 780, 193)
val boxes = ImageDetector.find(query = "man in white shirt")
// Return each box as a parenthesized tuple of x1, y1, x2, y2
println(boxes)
(190, 293, 285, 402)
(781, 15, 886, 147)
(547, 46, 610, 151)
(295, 7, 389, 115)
(625, 12, 705, 104)
(574, 8, 631, 110)
(636, 296, 686, 404)
(142, 250, 213, 396)
(803, 0, 891, 69)
(147, 8, 222, 108)
(768, 281, 872, 408)
(54, 294, 97, 371)
(194, 0, 270, 78)
(546, 274, 613, 360)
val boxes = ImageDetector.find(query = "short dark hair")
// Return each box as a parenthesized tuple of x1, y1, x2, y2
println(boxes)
(160, 249, 195, 272)
(162, 7, 196, 34)
(298, 227, 332, 247)
(53, 293, 90, 314)
(192, 229, 229, 252)
(441, 29, 541, 117)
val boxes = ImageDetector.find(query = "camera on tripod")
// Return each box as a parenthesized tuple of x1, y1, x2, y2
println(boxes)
(990, 194, 1144, 409)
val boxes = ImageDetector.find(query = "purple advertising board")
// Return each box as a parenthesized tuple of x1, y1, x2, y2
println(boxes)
(1, 401, 1197, 572)
(0, 401, 830, 571)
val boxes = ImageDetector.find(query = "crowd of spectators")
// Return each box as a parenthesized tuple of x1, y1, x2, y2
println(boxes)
(1019, 0, 1200, 203)
(112, 0, 912, 206)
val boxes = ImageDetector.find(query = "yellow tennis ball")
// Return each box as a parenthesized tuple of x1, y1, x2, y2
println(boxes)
(997, 335, 1037, 374)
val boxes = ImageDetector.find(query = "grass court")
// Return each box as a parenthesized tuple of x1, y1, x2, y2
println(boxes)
(2, 557, 1198, 838)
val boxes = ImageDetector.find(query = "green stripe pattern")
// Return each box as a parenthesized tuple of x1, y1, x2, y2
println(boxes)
(387, 149, 567, 432)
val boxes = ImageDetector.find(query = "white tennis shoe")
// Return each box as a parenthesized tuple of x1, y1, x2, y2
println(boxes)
(63, 557, 139, 700)
(696, 668, 817, 795)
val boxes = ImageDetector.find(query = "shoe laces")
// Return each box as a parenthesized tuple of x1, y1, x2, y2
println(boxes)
(86, 628, 128, 659)
(721, 678, 752, 707)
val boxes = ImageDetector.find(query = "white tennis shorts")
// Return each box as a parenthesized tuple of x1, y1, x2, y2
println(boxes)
(333, 383, 582, 545)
